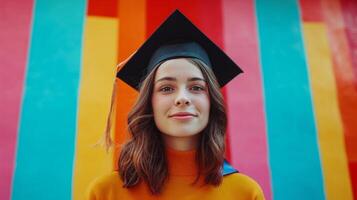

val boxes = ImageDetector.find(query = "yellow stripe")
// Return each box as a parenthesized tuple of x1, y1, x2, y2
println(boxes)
(302, 22, 353, 200)
(73, 16, 118, 200)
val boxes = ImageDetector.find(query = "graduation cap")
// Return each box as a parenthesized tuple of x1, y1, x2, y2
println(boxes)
(116, 9, 243, 91)
(102, 10, 243, 151)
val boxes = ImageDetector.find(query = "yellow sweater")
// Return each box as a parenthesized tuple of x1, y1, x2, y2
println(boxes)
(87, 148, 265, 200)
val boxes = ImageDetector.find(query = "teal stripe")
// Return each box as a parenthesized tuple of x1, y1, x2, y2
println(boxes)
(12, 0, 86, 199)
(255, 0, 325, 199)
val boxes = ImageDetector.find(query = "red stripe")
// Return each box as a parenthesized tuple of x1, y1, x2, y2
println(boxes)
(87, 0, 118, 17)
(340, 0, 357, 197)
(341, 0, 357, 90)
(299, 0, 323, 22)
(322, 0, 357, 198)
(146, 0, 223, 46)
(222, 0, 272, 199)
(0, 1, 34, 199)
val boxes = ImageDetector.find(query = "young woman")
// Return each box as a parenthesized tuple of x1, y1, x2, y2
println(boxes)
(87, 10, 265, 200)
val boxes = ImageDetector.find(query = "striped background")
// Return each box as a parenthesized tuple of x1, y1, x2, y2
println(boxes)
(0, 0, 356, 199)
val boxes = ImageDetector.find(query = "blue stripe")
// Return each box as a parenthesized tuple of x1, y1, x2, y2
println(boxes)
(255, 0, 325, 199)
(12, 0, 86, 199)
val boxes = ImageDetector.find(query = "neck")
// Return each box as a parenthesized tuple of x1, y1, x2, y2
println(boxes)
(162, 134, 200, 151)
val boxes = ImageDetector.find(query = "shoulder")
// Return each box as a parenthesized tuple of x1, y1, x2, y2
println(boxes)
(222, 173, 265, 199)
(89, 171, 122, 189)
(86, 171, 122, 199)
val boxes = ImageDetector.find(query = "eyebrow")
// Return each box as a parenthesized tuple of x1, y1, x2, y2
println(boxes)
(155, 77, 206, 83)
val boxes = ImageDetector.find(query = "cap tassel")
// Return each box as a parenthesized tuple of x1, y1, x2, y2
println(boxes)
(93, 77, 117, 152)
(95, 52, 137, 152)
(104, 78, 118, 151)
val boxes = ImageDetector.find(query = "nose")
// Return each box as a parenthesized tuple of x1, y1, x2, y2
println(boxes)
(174, 88, 191, 106)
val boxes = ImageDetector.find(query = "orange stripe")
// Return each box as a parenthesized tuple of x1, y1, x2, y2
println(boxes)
(114, 0, 146, 169)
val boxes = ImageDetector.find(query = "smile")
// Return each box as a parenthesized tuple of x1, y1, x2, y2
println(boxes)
(169, 112, 197, 120)
(170, 115, 195, 120)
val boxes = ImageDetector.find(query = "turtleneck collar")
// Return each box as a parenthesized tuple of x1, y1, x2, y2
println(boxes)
(165, 146, 198, 176)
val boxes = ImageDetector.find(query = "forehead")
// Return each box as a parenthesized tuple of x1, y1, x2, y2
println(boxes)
(154, 58, 204, 80)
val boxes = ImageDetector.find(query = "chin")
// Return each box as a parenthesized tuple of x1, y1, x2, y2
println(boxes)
(156, 121, 207, 138)
(164, 131, 199, 138)
(160, 126, 205, 138)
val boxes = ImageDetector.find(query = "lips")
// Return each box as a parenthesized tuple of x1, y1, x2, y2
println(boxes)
(169, 112, 197, 118)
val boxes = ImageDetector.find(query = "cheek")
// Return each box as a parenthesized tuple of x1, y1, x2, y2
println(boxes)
(197, 95, 210, 114)
(204, 96, 210, 111)
(152, 94, 172, 115)
(201, 97, 211, 127)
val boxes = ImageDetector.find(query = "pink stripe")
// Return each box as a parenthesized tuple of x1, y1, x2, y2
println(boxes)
(0, 1, 34, 199)
(222, 0, 272, 199)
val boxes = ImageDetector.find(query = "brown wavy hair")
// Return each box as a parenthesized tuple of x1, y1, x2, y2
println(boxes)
(118, 58, 227, 194)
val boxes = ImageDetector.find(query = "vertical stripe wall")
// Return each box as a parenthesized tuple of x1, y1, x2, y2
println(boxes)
(255, 0, 325, 199)
(300, 0, 353, 199)
(222, 0, 272, 199)
(74, 0, 120, 198)
(11, 0, 86, 199)
(321, 0, 357, 198)
(1, 0, 357, 199)
(302, 22, 353, 200)
(114, 0, 146, 168)
(0, 1, 34, 200)
(340, 0, 357, 82)
(72, 11, 119, 200)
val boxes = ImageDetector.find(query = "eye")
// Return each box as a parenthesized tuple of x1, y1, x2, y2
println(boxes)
(159, 86, 174, 93)
(190, 85, 205, 91)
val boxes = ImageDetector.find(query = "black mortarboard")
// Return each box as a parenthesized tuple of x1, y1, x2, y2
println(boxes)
(116, 10, 243, 91)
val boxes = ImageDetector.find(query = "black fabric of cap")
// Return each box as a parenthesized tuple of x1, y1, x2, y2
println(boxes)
(116, 9, 243, 91)
(147, 41, 212, 73)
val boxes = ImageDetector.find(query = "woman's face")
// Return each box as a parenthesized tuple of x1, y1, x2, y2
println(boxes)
(152, 58, 210, 150)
